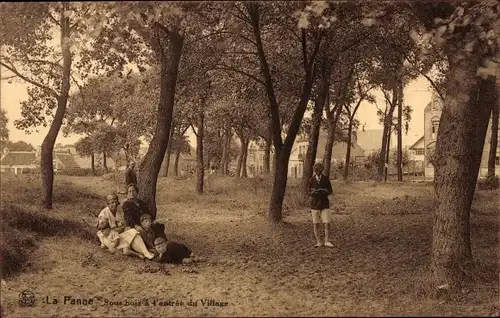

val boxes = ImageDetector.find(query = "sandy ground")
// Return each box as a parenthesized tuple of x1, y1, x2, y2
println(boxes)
(1, 176, 498, 317)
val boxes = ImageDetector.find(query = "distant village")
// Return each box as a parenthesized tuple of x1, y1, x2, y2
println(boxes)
(2, 98, 499, 179)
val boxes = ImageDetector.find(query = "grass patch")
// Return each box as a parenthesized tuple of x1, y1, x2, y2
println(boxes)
(0, 174, 102, 278)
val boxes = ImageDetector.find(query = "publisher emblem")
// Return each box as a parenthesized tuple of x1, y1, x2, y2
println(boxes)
(19, 290, 35, 307)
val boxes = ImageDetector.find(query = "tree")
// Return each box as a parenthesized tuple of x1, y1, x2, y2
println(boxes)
(74, 136, 96, 174)
(240, 1, 328, 222)
(0, 109, 8, 141)
(64, 73, 155, 173)
(85, 2, 219, 217)
(410, 0, 499, 293)
(1, 2, 93, 209)
(487, 93, 499, 177)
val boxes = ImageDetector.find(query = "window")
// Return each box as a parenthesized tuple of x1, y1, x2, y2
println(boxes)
(415, 148, 424, 155)
(431, 117, 440, 139)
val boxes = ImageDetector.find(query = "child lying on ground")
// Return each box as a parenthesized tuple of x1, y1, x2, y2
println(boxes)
(151, 237, 193, 264)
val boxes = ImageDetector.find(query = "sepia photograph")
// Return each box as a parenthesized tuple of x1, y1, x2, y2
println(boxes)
(0, 1, 498, 317)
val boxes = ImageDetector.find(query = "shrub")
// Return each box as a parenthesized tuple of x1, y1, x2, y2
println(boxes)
(477, 175, 500, 190)
(0, 203, 97, 278)
(0, 225, 37, 277)
(0, 176, 104, 278)
(2, 203, 96, 241)
(56, 168, 106, 176)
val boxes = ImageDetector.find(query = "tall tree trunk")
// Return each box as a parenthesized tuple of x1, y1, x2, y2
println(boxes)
(41, 6, 71, 209)
(91, 153, 95, 176)
(138, 28, 184, 220)
(303, 81, 328, 198)
(196, 109, 204, 194)
(242, 139, 249, 178)
(103, 151, 108, 172)
(432, 60, 495, 294)
(323, 104, 343, 176)
(174, 148, 181, 177)
(397, 76, 404, 182)
(384, 128, 391, 182)
(268, 150, 291, 222)
(378, 86, 398, 180)
(219, 127, 230, 175)
(487, 92, 499, 177)
(236, 132, 245, 177)
(164, 145, 172, 177)
(161, 124, 175, 177)
(263, 123, 272, 175)
(343, 120, 354, 181)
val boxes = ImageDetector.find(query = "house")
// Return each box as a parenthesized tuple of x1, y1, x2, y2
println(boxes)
(409, 136, 425, 161)
(0, 147, 82, 174)
(53, 151, 81, 171)
(423, 97, 499, 179)
(159, 143, 197, 177)
(288, 128, 366, 178)
(53, 145, 118, 170)
(0, 149, 38, 174)
(247, 143, 274, 176)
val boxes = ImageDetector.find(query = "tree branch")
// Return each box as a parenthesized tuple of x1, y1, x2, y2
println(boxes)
(382, 89, 393, 107)
(1, 74, 16, 80)
(239, 34, 258, 46)
(307, 30, 324, 70)
(301, 29, 308, 71)
(0, 62, 59, 98)
(190, 124, 198, 137)
(18, 58, 63, 70)
(211, 64, 265, 86)
(419, 69, 445, 101)
(188, 30, 232, 45)
(49, 13, 62, 27)
(233, 3, 252, 24)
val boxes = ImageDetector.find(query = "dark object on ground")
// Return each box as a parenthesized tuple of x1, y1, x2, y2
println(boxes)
(152, 223, 167, 240)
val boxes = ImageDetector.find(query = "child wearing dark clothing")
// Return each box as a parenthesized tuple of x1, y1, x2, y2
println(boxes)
(151, 237, 192, 264)
(139, 214, 157, 250)
(307, 162, 334, 248)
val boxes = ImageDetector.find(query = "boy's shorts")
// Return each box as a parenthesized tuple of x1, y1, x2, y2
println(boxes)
(311, 209, 330, 224)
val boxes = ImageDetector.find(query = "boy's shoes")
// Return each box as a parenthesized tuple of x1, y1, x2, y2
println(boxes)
(315, 242, 322, 248)
(324, 241, 334, 248)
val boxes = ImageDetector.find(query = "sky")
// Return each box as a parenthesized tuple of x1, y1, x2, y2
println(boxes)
(0, 74, 433, 149)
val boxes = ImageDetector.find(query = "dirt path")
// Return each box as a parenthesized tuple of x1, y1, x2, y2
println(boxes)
(1, 180, 498, 317)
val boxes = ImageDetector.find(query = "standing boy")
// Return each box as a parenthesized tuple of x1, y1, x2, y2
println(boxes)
(308, 162, 334, 248)
(125, 161, 137, 189)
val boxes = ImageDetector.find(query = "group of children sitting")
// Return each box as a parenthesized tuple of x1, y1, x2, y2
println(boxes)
(98, 205, 194, 264)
